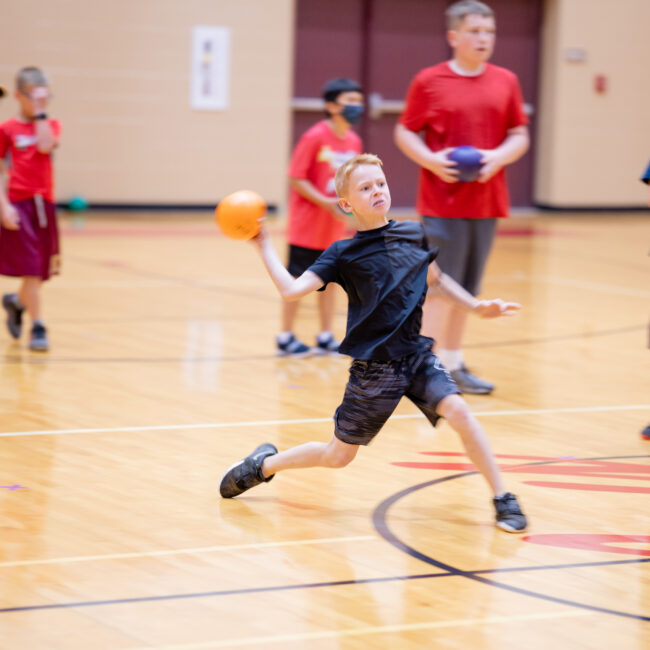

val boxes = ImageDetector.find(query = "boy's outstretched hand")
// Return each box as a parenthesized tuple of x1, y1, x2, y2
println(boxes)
(474, 299, 520, 318)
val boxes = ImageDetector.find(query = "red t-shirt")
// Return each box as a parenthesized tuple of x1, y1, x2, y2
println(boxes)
(0, 117, 62, 202)
(399, 62, 527, 218)
(287, 120, 362, 250)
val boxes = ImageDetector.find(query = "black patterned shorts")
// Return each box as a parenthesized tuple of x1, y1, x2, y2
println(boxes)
(334, 339, 460, 446)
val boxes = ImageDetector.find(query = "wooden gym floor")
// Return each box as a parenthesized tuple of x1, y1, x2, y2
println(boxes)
(0, 211, 648, 649)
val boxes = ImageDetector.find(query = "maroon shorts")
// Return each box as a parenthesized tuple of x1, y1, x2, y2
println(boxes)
(0, 196, 60, 280)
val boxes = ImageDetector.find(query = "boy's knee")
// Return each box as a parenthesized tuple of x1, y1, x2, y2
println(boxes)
(325, 441, 358, 468)
(438, 394, 471, 422)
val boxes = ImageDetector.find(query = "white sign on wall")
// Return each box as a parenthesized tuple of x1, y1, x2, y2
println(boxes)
(190, 25, 230, 111)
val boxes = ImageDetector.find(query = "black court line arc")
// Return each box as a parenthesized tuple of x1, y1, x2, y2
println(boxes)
(0, 456, 648, 616)
(372, 454, 650, 622)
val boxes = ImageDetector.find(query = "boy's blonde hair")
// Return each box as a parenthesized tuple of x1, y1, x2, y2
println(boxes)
(335, 153, 383, 197)
(446, 1, 494, 30)
(16, 67, 48, 92)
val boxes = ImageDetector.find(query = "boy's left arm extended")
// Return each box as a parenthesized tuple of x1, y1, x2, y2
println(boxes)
(427, 262, 520, 318)
(252, 229, 324, 301)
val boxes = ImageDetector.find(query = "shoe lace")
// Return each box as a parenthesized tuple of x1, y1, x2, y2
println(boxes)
(496, 492, 523, 516)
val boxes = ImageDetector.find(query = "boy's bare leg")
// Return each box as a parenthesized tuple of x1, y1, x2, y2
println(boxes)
(317, 283, 337, 333)
(18, 276, 41, 322)
(280, 299, 299, 332)
(436, 394, 505, 496)
(262, 435, 358, 476)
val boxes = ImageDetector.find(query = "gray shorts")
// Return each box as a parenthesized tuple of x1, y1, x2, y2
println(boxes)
(334, 338, 460, 446)
(422, 216, 497, 296)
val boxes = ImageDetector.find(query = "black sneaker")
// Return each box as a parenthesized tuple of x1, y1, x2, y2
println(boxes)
(493, 492, 527, 533)
(29, 323, 49, 352)
(641, 425, 650, 441)
(450, 364, 494, 395)
(314, 334, 340, 355)
(2, 293, 24, 339)
(276, 334, 311, 357)
(219, 443, 278, 498)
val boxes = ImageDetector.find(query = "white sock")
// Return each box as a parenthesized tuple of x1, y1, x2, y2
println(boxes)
(277, 331, 293, 344)
(437, 349, 463, 371)
(317, 331, 333, 343)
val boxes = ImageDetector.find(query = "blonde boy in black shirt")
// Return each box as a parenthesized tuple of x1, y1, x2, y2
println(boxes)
(220, 154, 527, 532)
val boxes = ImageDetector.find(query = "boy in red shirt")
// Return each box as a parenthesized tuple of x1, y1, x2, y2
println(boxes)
(0, 67, 61, 352)
(278, 78, 363, 356)
(394, 0, 529, 394)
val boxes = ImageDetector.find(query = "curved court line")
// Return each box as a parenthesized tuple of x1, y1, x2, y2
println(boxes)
(0, 404, 648, 437)
(0, 458, 647, 616)
(372, 454, 650, 622)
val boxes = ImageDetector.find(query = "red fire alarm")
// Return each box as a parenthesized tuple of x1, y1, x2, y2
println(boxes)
(595, 75, 607, 93)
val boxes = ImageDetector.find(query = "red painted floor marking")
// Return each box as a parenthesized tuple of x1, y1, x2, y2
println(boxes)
(523, 534, 650, 556)
(523, 480, 650, 494)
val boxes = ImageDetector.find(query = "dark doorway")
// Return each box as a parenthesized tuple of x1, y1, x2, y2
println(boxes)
(292, 0, 541, 207)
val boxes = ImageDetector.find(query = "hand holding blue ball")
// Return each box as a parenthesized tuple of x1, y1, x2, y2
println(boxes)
(447, 146, 484, 182)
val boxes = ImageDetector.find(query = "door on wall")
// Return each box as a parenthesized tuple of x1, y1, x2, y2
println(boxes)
(292, 0, 541, 208)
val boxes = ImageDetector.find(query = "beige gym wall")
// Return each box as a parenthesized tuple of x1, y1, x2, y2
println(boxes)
(0, 0, 295, 207)
(535, 0, 650, 207)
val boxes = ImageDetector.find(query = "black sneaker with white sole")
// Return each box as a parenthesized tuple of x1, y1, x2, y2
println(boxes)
(219, 443, 278, 498)
(315, 334, 340, 354)
(276, 334, 311, 357)
(493, 492, 527, 533)
(29, 323, 49, 352)
(449, 364, 494, 395)
(2, 293, 24, 339)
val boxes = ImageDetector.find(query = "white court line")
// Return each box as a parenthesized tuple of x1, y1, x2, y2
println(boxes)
(125, 610, 595, 650)
(50, 278, 269, 289)
(0, 405, 648, 438)
(0, 535, 376, 568)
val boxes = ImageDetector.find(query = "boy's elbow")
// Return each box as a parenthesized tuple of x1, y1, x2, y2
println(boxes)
(516, 129, 530, 154)
(281, 288, 301, 302)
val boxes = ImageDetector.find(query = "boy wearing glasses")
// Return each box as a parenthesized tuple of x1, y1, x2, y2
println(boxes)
(0, 67, 61, 351)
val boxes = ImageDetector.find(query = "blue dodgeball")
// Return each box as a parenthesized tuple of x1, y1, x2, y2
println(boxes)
(448, 145, 483, 182)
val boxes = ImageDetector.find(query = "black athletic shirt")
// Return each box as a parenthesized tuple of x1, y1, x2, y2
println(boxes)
(308, 219, 437, 360)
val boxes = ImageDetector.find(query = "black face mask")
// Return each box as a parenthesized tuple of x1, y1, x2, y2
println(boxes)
(340, 104, 364, 125)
